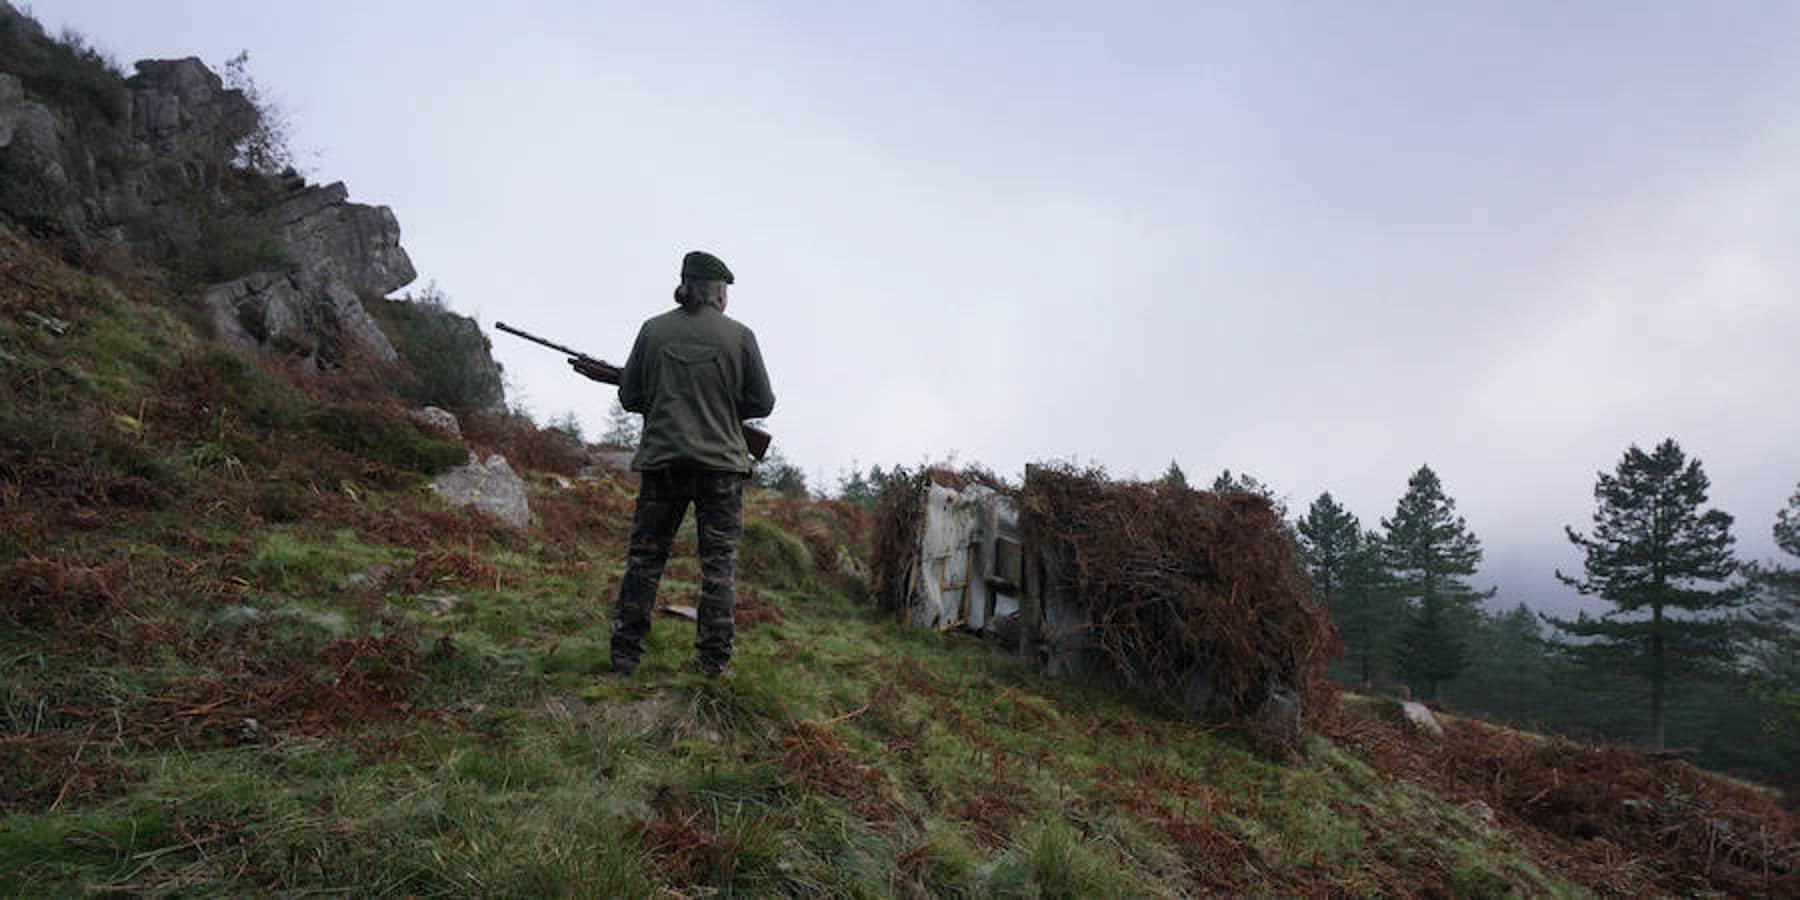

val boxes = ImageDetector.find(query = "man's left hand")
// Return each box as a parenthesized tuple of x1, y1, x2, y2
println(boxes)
(571, 357, 621, 384)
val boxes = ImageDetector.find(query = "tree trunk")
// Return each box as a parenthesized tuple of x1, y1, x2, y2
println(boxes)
(1650, 605, 1666, 751)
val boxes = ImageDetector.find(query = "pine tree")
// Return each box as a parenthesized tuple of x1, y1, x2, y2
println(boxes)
(837, 465, 876, 509)
(1546, 439, 1742, 750)
(1381, 464, 1492, 701)
(1743, 482, 1798, 771)
(546, 411, 584, 445)
(1160, 460, 1189, 489)
(1211, 468, 1287, 519)
(1298, 493, 1359, 602)
(1298, 493, 1399, 685)
(1343, 530, 1402, 686)
(1443, 604, 1554, 724)
(751, 447, 808, 498)
(600, 399, 640, 449)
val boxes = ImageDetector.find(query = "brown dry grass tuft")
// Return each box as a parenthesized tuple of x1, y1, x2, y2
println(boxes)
(461, 410, 588, 477)
(531, 474, 636, 546)
(132, 628, 424, 749)
(945, 792, 1028, 848)
(391, 548, 499, 592)
(734, 586, 783, 628)
(0, 729, 132, 813)
(636, 787, 760, 887)
(1329, 699, 1799, 896)
(869, 471, 929, 615)
(0, 556, 118, 630)
(779, 719, 909, 825)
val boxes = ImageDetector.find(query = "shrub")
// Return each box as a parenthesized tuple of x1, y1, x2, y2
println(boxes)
(190, 208, 291, 283)
(0, 16, 127, 127)
(0, 16, 124, 237)
(739, 518, 815, 591)
(751, 447, 807, 498)
(134, 170, 293, 287)
(253, 483, 307, 522)
(461, 409, 586, 477)
(306, 405, 468, 475)
(220, 51, 294, 175)
(364, 288, 505, 415)
(0, 150, 60, 237)
(546, 411, 584, 444)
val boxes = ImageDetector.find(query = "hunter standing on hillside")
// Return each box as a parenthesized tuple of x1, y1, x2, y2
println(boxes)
(607, 251, 775, 678)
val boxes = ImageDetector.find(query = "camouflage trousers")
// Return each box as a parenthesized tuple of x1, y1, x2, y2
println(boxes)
(610, 467, 746, 671)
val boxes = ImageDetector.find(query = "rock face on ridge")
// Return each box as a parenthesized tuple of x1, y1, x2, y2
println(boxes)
(0, 2, 418, 369)
(127, 57, 256, 165)
(205, 180, 416, 366)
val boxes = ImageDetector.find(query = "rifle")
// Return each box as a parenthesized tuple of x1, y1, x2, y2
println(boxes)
(495, 321, 772, 461)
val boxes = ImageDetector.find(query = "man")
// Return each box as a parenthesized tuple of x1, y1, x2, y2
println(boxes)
(608, 250, 775, 677)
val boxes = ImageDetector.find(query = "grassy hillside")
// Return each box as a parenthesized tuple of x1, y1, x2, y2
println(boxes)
(1, 222, 1794, 896)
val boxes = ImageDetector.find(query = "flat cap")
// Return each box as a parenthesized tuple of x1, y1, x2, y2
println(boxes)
(681, 250, 734, 284)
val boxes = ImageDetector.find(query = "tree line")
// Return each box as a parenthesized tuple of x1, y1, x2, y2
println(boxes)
(1294, 439, 1796, 781)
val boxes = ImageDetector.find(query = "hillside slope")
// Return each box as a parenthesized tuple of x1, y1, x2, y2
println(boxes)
(2, 222, 1794, 896)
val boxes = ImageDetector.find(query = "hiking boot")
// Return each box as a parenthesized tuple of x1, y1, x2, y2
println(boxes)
(607, 660, 638, 677)
(691, 659, 732, 679)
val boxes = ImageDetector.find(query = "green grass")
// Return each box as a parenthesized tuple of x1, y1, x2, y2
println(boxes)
(246, 528, 394, 595)
(0, 510, 1587, 895)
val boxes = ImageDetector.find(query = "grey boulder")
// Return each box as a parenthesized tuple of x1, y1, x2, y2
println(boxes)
(430, 454, 529, 528)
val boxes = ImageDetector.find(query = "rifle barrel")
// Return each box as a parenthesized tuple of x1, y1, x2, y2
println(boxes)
(495, 321, 586, 359)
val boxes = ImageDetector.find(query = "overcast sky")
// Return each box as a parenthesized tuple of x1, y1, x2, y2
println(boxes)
(42, 1, 1800, 614)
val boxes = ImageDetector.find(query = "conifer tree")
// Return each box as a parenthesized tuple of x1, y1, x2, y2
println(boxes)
(1381, 465, 1492, 700)
(1298, 493, 1359, 601)
(1443, 604, 1553, 723)
(1743, 482, 1798, 770)
(1298, 493, 1399, 685)
(1160, 460, 1189, 489)
(837, 465, 876, 508)
(1547, 439, 1741, 750)
(1212, 468, 1287, 519)
(1343, 530, 1401, 686)
(600, 399, 640, 448)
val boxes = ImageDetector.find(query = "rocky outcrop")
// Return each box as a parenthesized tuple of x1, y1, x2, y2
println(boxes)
(0, 48, 260, 237)
(0, 2, 422, 370)
(127, 58, 255, 160)
(0, 74, 51, 157)
(203, 268, 398, 365)
(203, 180, 415, 366)
(272, 182, 415, 298)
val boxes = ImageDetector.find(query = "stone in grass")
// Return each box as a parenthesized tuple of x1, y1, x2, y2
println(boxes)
(1401, 700, 1445, 737)
(430, 454, 529, 527)
(410, 406, 461, 436)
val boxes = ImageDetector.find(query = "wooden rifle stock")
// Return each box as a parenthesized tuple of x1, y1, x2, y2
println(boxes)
(494, 321, 772, 461)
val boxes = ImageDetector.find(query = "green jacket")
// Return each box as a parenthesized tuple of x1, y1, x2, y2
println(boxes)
(619, 304, 774, 474)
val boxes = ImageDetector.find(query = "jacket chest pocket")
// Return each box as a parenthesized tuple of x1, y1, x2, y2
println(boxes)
(659, 343, 729, 398)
